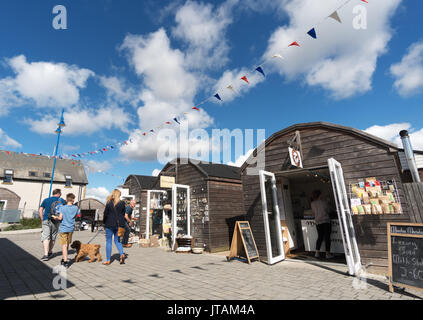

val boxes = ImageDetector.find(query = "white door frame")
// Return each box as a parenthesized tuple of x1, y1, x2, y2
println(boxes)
(259, 170, 285, 264)
(328, 158, 362, 276)
(146, 190, 167, 240)
(172, 184, 191, 250)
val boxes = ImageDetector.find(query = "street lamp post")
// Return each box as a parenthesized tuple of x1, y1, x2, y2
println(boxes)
(48, 109, 66, 197)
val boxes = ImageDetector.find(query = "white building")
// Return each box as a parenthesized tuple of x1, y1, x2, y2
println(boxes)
(0, 151, 88, 218)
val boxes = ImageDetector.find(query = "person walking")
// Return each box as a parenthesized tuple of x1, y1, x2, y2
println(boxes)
(102, 189, 126, 265)
(54, 193, 79, 268)
(38, 189, 66, 261)
(311, 190, 334, 259)
(122, 200, 136, 248)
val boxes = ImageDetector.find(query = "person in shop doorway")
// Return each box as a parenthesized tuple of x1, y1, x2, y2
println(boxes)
(102, 189, 126, 265)
(311, 190, 334, 259)
(122, 200, 136, 248)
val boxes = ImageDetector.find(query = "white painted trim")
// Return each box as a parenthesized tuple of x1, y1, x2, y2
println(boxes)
(0, 200, 7, 210)
(145, 190, 167, 240)
(328, 158, 362, 276)
(259, 170, 285, 265)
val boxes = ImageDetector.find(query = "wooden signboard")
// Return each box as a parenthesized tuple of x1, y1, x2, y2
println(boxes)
(387, 222, 423, 293)
(226, 221, 259, 264)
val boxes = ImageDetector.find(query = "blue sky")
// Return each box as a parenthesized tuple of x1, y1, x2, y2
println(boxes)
(0, 0, 422, 200)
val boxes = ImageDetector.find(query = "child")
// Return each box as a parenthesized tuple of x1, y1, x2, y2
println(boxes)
(55, 193, 79, 268)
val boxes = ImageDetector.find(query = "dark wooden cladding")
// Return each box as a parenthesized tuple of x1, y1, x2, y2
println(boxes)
(155, 161, 245, 253)
(241, 122, 416, 274)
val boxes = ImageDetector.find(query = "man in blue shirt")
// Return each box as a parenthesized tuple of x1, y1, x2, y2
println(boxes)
(39, 189, 66, 261)
(55, 193, 79, 268)
(122, 200, 136, 248)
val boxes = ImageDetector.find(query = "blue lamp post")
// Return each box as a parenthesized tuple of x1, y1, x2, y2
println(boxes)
(48, 109, 66, 197)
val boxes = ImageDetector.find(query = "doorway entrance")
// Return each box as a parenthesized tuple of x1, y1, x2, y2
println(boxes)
(259, 158, 362, 276)
(171, 184, 191, 250)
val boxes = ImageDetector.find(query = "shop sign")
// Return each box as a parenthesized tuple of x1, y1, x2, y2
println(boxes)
(160, 176, 175, 188)
(288, 147, 303, 168)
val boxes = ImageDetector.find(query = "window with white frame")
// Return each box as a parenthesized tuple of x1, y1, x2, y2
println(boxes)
(3, 170, 13, 183)
(65, 175, 72, 187)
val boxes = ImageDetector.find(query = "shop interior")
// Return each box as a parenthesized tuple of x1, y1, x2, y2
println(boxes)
(145, 186, 191, 251)
(275, 167, 346, 263)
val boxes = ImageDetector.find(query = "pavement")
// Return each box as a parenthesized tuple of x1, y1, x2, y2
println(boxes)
(0, 230, 422, 300)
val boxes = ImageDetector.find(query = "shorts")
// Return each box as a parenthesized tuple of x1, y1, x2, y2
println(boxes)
(41, 220, 60, 242)
(59, 232, 73, 246)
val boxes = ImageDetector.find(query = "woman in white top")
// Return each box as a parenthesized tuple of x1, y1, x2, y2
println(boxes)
(311, 190, 334, 259)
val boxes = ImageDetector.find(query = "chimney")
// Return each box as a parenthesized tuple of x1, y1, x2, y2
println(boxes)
(400, 130, 421, 183)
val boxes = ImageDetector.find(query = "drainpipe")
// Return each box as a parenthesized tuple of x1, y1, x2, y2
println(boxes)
(400, 130, 421, 183)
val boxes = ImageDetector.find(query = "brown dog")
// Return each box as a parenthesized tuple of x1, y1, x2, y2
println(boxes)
(71, 240, 102, 263)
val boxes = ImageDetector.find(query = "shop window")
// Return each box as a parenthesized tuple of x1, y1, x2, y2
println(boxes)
(44, 172, 51, 178)
(29, 171, 38, 177)
(65, 175, 72, 187)
(0, 200, 7, 210)
(3, 170, 13, 184)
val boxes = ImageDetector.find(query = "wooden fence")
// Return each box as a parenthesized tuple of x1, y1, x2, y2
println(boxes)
(403, 183, 423, 223)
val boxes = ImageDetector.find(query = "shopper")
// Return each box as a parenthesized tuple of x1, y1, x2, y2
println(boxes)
(311, 190, 334, 259)
(54, 193, 79, 268)
(39, 189, 66, 261)
(102, 189, 126, 265)
(122, 200, 136, 248)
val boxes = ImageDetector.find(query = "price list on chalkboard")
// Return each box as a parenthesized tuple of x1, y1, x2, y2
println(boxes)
(388, 223, 423, 293)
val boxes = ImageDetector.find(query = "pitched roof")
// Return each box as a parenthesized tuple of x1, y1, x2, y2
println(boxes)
(0, 151, 88, 184)
(160, 158, 241, 180)
(125, 175, 157, 190)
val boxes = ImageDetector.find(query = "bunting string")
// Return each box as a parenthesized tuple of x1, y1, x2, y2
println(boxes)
(1, 0, 367, 161)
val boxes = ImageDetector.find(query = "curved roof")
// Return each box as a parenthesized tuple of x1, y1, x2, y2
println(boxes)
(0, 187, 21, 200)
(240, 121, 405, 171)
(76, 198, 105, 209)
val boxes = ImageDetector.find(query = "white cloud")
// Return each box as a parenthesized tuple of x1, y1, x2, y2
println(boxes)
(99, 75, 140, 106)
(25, 106, 132, 136)
(172, 0, 234, 70)
(390, 41, 423, 97)
(83, 160, 112, 175)
(364, 123, 411, 144)
(5, 55, 94, 108)
(227, 148, 254, 167)
(85, 187, 110, 203)
(364, 123, 423, 150)
(261, 0, 401, 99)
(0, 128, 22, 149)
(152, 169, 161, 176)
(0, 78, 25, 116)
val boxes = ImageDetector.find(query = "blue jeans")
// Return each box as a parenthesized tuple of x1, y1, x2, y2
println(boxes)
(105, 227, 124, 261)
(122, 221, 131, 245)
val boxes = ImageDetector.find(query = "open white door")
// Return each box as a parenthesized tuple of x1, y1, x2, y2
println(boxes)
(171, 184, 190, 251)
(146, 190, 167, 240)
(259, 170, 285, 264)
(328, 158, 362, 276)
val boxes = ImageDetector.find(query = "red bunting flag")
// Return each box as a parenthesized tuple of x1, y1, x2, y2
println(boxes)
(6, 151, 10, 155)
(124, 141, 128, 145)
(192, 107, 200, 111)
(289, 41, 300, 47)
(362, 0, 368, 3)
(143, 133, 146, 136)
(241, 76, 249, 84)
(166, 121, 172, 125)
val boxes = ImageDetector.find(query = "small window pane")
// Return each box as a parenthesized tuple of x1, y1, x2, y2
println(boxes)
(29, 171, 38, 177)
(44, 172, 51, 178)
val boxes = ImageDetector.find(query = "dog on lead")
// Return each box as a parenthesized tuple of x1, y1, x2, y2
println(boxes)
(70, 240, 102, 263)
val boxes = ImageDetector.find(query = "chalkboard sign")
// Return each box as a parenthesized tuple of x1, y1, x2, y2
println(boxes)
(241, 228, 259, 259)
(227, 221, 259, 264)
(388, 222, 423, 293)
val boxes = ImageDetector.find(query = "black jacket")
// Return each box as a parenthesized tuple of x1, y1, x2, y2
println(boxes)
(103, 200, 126, 229)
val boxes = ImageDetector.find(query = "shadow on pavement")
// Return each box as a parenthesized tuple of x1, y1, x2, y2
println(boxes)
(0, 238, 74, 299)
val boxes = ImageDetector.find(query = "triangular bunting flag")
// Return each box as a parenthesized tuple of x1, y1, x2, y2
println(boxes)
(214, 93, 222, 101)
(362, 0, 368, 3)
(173, 118, 180, 125)
(328, 11, 342, 23)
(241, 76, 249, 84)
(272, 54, 285, 59)
(307, 28, 317, 39)
(192, 107, 200, 111)
(143, 132, 146, 136)
(227, 85, 236, 93)
(150, 129, 155, 133)
(255, 66, 265, 77)
(288, 41, 300, 47)
(166, 121, 172, 124)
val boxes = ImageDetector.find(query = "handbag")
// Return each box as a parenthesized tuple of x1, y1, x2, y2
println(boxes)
(113, 202, 126, 237)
